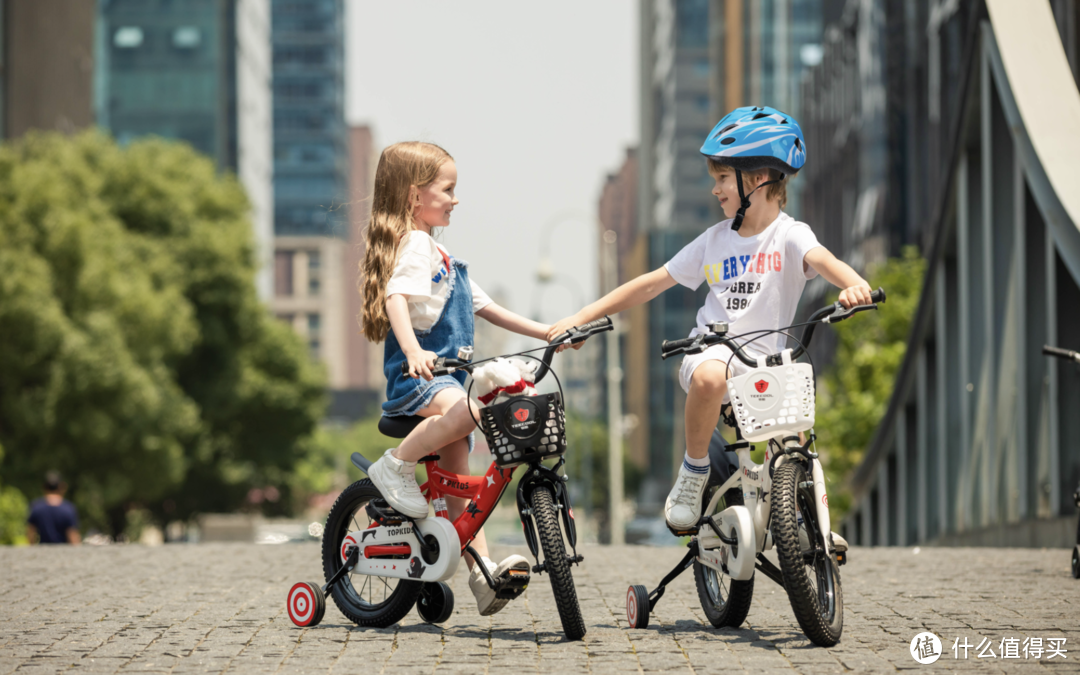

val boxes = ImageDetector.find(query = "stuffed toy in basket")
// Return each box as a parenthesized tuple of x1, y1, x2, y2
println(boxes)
(470, 358, 566, 467)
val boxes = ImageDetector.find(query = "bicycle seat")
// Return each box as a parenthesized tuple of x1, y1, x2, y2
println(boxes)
(378, 415, 425, 439)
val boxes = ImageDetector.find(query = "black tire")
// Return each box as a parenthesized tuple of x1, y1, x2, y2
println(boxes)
(694, 486, 754, 628)
(1072, 546, 1079, 579)
(531, 486, 587, 640)
(417, 582, 455, 624)
(772, 461, 843, 646)
(322, 479, 423, 627)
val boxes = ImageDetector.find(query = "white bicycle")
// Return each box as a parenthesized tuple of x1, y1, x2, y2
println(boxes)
(626, 288, 885, 647)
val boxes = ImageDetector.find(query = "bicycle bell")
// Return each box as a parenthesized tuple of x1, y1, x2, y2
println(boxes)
(457, 346, 474, 362)
(708, 321, 729, 335)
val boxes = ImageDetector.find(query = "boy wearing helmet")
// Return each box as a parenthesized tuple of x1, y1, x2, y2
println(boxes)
(547, 107, 873, 530)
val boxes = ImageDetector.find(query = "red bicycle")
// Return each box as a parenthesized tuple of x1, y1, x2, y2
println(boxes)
(286, 318, 613, 641)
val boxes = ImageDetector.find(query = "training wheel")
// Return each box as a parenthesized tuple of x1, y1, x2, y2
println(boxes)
(287, 581, 326, 627)
(417, 581, 455, 624)
(1072, 546, 1079, 579)
(626, 585, 650, 629)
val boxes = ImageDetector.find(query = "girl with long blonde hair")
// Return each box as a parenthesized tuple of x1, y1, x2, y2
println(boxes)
(360, 141, 551, 616)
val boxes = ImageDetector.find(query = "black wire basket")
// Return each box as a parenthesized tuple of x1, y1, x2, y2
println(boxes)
(478, 392, 566, 468)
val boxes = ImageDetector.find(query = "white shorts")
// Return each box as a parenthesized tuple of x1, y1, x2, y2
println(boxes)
(678, 343, 767, 401)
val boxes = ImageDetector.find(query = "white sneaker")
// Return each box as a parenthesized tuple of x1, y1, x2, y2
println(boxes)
(469, 555, 530, 616)
(366, 449, 429, 519)
(665, 464, 710, 530)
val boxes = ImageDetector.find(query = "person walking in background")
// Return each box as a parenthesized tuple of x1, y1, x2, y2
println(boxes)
(27, 471, 80, 545)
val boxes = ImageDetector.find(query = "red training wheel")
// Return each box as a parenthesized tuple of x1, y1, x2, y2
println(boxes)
(287, 581, 326, 627)
(627, 585, 650, 629)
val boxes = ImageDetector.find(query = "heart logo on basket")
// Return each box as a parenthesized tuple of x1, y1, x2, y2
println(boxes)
(514, 409, 530, 422)
(754, 380, 769, 393)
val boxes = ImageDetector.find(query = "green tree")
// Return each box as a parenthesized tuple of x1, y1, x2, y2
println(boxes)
(0, 132, 325, 534)
(815, 247, 925, 519)
(0, 443, 29, 545)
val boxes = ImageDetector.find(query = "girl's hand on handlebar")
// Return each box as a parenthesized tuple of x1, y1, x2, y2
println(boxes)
(838, 284, 874, 309)
(404, 349, 439, 380)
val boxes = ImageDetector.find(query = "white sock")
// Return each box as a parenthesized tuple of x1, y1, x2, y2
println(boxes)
(683, 452, 709, 475)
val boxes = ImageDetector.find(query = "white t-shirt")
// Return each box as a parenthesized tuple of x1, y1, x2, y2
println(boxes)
(664, 212, 823, 357)
(385, 231, 493, 331)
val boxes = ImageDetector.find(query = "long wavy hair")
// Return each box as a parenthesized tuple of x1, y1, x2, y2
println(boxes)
(360, 141, 453, 342)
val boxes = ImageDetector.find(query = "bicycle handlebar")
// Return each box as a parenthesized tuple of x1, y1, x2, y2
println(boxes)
(660, 287, 887, 366)
(1043, 345, 1080, 363)
(399, 316, 615, 384)
(535, 316, 613, 384)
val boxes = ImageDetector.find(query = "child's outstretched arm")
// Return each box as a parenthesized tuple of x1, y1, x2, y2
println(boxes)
(475, 303, 549, 341)
(803, 247, 873, 308)
(387, 293, 440, 380)
(545, 267, 677, 342)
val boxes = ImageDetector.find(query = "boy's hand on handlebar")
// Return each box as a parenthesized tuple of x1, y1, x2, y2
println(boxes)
(404, 349, 439, 380)
(546, 314, 584, 342)
(547, 313, 588, 352)
(838, 284, 874, 309)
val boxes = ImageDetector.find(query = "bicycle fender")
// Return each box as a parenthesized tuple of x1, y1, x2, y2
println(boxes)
(556, 478, 578, 549)
(811, 457, 832, 554)
(516, 478, 541, 559)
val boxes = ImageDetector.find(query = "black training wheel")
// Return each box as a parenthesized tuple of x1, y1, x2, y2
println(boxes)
(626, 585, 650, 629)
(1072, 546, 1079, 579)
(287, 581, 326, 627)
(416, 582, 455, 624)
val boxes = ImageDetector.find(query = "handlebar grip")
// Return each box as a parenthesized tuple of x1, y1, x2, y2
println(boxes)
(662, 337, 697, 354)
(871, 287, 886, 304)
(402, 357, 465, 377)
(576, 316, 613, 333)
(1043, 345, 1080, 361)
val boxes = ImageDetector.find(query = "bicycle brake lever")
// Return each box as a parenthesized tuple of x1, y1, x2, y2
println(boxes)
(823, 301, 878, 323)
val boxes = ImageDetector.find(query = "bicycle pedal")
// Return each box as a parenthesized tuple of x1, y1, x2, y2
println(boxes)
(667, 524, 699, 537)
(494, 569, 530, 600)
(366, 498, 409, 527)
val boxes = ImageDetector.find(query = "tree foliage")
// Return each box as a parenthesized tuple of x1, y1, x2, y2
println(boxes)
(0, 131, 326, 535)
(815, 247, 925, 519)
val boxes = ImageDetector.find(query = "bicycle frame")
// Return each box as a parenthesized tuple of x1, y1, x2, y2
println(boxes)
(358, 458, 513, 560)
(421, 459, 513, 553)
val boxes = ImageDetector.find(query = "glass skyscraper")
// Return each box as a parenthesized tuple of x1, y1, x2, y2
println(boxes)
(95, 0, 274, 299)
(271, 0, 347, 238)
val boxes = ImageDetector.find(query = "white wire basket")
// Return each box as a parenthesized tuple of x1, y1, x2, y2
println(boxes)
(727, 360, 815, 443)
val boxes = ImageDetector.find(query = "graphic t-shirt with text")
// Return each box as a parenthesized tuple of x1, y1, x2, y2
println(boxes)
(663, 212, 822, 357)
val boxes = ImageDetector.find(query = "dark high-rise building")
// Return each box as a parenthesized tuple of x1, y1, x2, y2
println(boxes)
(635, 0, 723, 510)
(1, 0, 96, 140)
(271, 0, 347, 238)
(95, 0, 274, 298)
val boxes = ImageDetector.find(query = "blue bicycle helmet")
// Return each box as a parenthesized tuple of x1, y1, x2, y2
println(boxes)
(700, 106, 806, 230)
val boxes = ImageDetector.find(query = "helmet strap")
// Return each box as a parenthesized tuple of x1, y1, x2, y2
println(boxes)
(730, 169, 783, 232)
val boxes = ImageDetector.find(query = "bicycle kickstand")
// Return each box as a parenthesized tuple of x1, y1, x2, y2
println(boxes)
(626, 540, 699, 629)
(323, 545, 360, 595)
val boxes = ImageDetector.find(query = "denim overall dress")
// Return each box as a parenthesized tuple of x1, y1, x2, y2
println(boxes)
(382, 253, 474, 423)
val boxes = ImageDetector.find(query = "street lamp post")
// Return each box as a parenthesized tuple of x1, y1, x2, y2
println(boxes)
(533, 216, 597, 538)
(602, 229, 625, 545)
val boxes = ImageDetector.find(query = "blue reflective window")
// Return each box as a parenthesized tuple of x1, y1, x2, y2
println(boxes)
(676, 0, 709, 48)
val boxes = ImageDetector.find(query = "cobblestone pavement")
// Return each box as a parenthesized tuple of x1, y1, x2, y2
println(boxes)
(1, 543, 1077, 674)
